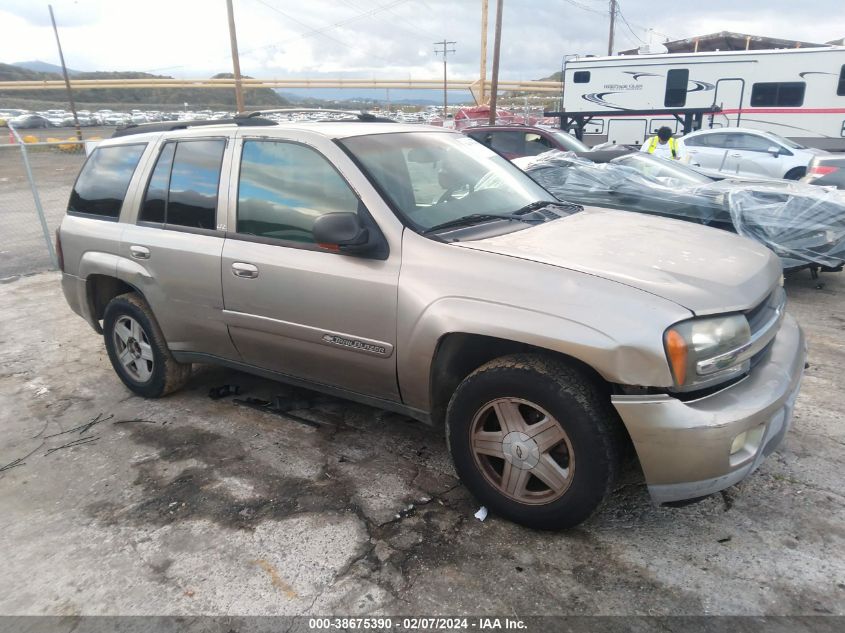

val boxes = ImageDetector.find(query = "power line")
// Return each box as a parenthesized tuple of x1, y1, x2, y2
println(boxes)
(560, 0, 606, 17)
(617, 6, 645, 45)
(339, 0, 442, 43)
(245, 0, 411, 64)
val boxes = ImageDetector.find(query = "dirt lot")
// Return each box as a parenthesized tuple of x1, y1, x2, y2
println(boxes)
(0, 270, 843, 619)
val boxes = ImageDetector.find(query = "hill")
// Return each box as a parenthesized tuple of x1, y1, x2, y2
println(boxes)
(13, 60, 81, 75)
(0, 63, 288, 110)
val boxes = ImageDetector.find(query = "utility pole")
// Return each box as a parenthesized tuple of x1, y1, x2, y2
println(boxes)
(479, 0, 489, 104)
(488, 0, 503, 125)
(607, 0, 617, 56)
(48, 5, 81, 141)
(226, 0, 246, 114)
(434, 40, 456, 120)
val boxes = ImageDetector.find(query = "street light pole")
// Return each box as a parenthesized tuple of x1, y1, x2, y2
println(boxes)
(488, 0, 503, 125)
(479, 0, 488, 104)
(434, 40, 456, 120)
(607, 0, 617, 56)
(226, 0, 246, 114)
(48, 5, 81, 141)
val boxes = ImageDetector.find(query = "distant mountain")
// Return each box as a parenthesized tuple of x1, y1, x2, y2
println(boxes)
(13, 60, 81, 76)
(0, 64, 287, 109)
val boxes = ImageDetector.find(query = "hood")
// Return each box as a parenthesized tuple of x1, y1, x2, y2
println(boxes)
(456, 207, 781, 315)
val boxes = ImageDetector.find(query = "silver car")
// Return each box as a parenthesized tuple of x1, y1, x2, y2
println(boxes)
(683, 127, 828, 180)
(57, 119, 806, 529)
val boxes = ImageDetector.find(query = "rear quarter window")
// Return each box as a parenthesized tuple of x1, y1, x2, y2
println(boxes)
(67, 143, 146, 219)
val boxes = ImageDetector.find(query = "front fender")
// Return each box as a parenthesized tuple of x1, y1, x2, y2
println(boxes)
(398, 296, 680, 412)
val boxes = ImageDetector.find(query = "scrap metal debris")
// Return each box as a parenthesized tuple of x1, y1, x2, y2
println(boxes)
(0, 457, 27, 473)
(474, 506, 489, 522)
(44, 435, 100, 455)
(45, 413, 113, 438)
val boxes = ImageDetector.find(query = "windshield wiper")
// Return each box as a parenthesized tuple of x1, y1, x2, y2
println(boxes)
(422, 213, 532, 235)
(512, 199, 583, 216)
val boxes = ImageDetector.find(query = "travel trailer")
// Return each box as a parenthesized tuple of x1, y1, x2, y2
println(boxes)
(560, 47, 845, 150)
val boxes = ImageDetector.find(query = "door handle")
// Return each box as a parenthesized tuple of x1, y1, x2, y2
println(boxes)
(129, 245, 150, 260)
(729, 153, 742, 158)
(232, 262, 259, 279)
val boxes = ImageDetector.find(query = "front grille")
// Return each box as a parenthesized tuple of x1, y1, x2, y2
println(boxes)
(745, 287, 786, 335)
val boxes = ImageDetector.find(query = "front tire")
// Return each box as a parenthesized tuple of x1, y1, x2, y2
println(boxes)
(103, 293, 191, 398)
(446, 354, 623, 530)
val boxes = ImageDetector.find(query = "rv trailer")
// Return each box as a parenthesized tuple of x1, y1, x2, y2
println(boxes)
(560, 47, 845, 150)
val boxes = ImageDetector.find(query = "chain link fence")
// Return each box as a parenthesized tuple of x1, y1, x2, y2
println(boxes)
(0, 128, 91, 278)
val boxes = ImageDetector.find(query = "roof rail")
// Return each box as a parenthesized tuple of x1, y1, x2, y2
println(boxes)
(242, 108, 395, 122)
(111, 116, 276, 138)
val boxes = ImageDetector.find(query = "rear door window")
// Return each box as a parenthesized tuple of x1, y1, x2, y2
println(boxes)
(489, 131, 525, 154)
(732, 133, 775, 152)
(523, 132, 554, 156)
(167, 140, 226, 230)
(68, 143, 146, 219)
(138, 139, 225, 230)
(139, 142, 176, 224)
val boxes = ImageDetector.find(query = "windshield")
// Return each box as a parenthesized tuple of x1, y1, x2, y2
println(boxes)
(765, 132, 806, 150)
(612, 153, 711, 185)
(341, 131, 557, 232)
(549, 130, 590, 152)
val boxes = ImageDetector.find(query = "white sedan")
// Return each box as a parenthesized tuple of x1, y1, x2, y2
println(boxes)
(681, 127, 828, 180)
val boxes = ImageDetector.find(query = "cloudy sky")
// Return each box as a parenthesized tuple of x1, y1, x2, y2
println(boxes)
(0, 0, 843, 81)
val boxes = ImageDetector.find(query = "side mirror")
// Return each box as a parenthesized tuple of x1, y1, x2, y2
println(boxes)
(767, 145, 781, 157)
(313, 212, 375, 255)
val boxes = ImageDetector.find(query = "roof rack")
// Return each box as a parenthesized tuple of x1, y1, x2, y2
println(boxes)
(242, 108, 395, 122)
(111, 116, 276, 138)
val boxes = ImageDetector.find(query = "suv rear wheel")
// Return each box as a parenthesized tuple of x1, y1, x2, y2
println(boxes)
(103, 293, 191, 398)
(446, 354, 623, 529)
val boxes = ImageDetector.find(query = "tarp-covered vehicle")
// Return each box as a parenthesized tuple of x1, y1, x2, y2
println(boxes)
(518, 150, 845, 272)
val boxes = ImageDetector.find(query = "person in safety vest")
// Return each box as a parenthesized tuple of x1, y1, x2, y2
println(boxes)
(640, 126, 685, 161)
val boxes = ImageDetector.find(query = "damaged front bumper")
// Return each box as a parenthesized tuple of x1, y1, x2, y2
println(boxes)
(612, 313, 806, 504)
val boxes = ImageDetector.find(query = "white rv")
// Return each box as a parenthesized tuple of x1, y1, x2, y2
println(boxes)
(561, 47, 845, 150)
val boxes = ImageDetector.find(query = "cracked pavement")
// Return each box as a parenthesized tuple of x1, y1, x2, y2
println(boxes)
(0, 271, 843, 616)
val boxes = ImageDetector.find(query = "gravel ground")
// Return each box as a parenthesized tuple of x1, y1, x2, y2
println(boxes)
(0, 270, 842, 620)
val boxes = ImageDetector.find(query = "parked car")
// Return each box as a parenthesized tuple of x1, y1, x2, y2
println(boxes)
(463, 124, 589, 159)
(9, 114, 53, 129)
(801, 155, 845, 190)
(682, 128, 828, 181)
(517, 150, 845, 272)
(57, 118, 806, 529)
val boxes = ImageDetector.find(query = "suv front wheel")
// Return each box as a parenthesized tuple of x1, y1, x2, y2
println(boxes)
(446, 354, 623, 529)
(103, 293, 191, 398)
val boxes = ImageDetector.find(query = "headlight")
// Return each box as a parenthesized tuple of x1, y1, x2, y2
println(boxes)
(664, 314, 751, 391)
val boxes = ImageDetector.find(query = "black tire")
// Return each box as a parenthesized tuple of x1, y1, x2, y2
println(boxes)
(103, 292, 191, 398)
(784, 167, 806, 181)
(446, 354, 624, 530)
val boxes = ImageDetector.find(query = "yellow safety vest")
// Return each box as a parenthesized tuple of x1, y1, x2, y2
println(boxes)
(648, 135, 678, 159)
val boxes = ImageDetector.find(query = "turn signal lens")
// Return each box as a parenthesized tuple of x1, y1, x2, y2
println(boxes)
(665, 329, 688, 386)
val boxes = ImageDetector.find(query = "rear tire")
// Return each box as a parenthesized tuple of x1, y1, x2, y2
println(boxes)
(103, 293, 191, 398)
(784, 167, 806, 180)
(446, 354, 623, 530)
